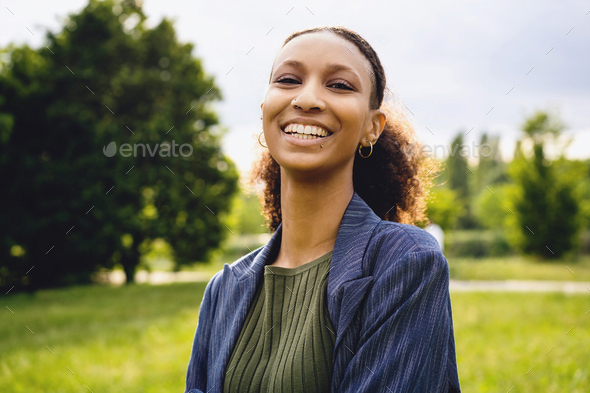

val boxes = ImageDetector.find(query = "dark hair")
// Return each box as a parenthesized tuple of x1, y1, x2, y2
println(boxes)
(248, 26, 441, 232)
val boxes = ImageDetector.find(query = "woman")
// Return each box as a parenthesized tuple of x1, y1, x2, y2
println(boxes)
(185, 26, 461, 393)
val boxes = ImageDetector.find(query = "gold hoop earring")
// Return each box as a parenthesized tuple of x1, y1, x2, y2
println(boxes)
(358, 140, 373, 158)
(258, 131, 268, 148)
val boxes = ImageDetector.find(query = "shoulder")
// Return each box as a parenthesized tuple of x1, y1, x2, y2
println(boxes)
(203, 244, 265, 295)
(369, 220, 444, 256)
(367, 220, 448, 278)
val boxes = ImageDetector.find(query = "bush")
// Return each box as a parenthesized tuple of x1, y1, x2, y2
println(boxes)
(579, 230, 590, 255)
(444, 230, 515, 258)
(472, 184, 511, 230)
(425, 186, 466, 230)
(505, 111, 583, 259)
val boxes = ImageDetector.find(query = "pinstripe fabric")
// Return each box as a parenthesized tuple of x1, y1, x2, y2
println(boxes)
(185, 191, 461, 393)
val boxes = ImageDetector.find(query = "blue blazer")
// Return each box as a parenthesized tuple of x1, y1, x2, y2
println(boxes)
(185, 191, 461, 392)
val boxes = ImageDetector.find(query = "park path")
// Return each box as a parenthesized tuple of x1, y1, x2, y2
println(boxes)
(95, 271, 590, 293)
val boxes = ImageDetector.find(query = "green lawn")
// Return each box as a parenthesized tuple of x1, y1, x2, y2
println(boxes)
(186, 254, 590, 282)
(145, 235, 590, 282)
(1, 283, 588, 392)
(1, 283, 205, 393)
(447, 255, 590, 281)
(452, 292, 589, 392)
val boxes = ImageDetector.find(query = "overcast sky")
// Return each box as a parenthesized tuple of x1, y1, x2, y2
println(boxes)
(2, 0, 589, 175)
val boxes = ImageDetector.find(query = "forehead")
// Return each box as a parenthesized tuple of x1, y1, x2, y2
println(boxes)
(272, 31, 373, 85)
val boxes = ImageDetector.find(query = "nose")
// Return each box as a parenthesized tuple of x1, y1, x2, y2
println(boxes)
(292, 79, 325, 111)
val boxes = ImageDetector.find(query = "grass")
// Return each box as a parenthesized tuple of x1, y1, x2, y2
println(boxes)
(155, 253, 590, 282)
(142, 234, 590, 282)
(1, 283, 206, 393)
(452, 292, 589, 392)
(1, 283, 588, 392)
(447, 255, 590, 281)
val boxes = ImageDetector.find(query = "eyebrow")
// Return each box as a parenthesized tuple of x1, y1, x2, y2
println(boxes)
(276, 60, 362, 81)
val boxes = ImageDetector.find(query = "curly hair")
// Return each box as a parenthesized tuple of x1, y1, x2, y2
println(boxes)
(247, 26, 441, 232)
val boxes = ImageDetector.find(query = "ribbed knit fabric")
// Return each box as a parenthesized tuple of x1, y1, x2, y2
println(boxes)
(223, 250, 335, 393)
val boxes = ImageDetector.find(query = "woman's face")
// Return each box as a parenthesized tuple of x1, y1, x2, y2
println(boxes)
(261, 30, 385, 178)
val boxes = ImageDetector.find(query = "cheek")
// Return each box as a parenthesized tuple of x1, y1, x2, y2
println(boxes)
(263, 88, 289, 115)
(335, 100, 366, 137)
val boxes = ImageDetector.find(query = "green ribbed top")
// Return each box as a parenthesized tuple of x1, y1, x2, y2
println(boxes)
(223, 250, 336, 393)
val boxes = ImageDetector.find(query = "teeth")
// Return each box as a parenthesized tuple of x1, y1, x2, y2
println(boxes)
(283, 123, 331, 137)
(292, 133, 320, 139)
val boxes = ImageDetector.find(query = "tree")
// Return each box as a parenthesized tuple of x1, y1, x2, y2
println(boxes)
(425, 186, 465, 231)
(505, 110, 582, 259)
(445, 131, 478, 228)
(446, 132, 470, 201)
(472, 184, 511, 230)
(224, 183, 267, 235)
(472, 132, 511, 230)
(0, 0, 239, 291)
(475, 132, 508, 190)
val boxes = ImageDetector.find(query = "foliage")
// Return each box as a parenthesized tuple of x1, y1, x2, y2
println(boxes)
(444, 229, 514, 258)
(553, 157, 590, 230)
(425, 185, 465, 230)
(444, 132, 480, 229)
(0, 0, 239, 291)
(505, 110, 583, 259)
(472, 183, 512, 230)
(223, 185, 267, 235)
(446, 133, 470, 201)
(475, 132, 508, 189)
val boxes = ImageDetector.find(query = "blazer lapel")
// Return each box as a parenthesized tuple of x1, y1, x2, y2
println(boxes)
(213, 224, 283, 391)
(326, 191, 382, 351)
(217, 191, 381, 390)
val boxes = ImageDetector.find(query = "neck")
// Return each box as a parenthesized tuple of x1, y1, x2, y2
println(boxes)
(273, 162, 354, 268)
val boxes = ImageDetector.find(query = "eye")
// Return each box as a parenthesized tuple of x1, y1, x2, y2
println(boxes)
(275, 77, 354, 91)
(328, 80, 354, 91)
(276, 77, 300, 85)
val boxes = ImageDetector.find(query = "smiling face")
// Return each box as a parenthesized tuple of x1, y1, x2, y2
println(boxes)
(261, 30, 385, 178)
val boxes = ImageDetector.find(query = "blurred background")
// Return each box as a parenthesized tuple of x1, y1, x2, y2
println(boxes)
(1, 0, 589, 391)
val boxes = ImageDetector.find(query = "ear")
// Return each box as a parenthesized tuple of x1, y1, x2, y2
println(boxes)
(362, 109, 386, 146)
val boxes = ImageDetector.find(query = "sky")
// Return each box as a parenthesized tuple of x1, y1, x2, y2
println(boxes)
(1, 0, 589, 176)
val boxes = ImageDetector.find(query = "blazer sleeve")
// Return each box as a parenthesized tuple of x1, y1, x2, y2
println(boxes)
(338, 249, 461, 393)
(184, 270, 223, 393)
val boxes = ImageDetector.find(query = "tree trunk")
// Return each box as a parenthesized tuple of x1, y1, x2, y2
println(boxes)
(121, 247, 140, 284)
